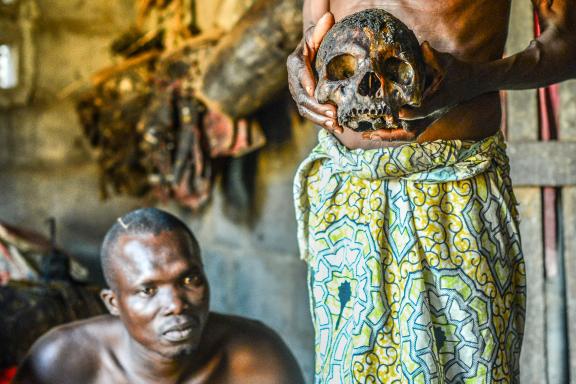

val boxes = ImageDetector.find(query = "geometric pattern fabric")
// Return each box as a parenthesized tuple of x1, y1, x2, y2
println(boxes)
(295, 131, 526, 383)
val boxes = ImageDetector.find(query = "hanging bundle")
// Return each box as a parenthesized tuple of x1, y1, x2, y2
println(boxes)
(76, 0, 302, 212)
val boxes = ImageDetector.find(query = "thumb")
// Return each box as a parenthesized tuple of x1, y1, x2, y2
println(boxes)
(421, 41, 442, 73)
(421, 41, 444, 98)
(309, 12, 334, 53)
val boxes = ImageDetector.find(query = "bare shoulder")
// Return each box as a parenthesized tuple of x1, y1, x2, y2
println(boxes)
(13, 315, 120, 384)
(207, 313, 305, 384)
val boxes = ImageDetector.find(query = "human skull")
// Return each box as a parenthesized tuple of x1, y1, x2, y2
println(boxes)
(315, 9, 425, 133)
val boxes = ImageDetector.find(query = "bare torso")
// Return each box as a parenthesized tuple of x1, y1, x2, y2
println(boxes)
(14, 314, 302, 384)
(327, 0, 511, 149)
(78, 318, 222, 384)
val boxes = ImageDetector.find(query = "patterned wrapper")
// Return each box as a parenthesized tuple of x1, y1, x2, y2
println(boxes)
(294, 131, 525, 383)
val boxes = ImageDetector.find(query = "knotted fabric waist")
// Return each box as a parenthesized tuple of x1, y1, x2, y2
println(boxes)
(294, 130, 512, 263)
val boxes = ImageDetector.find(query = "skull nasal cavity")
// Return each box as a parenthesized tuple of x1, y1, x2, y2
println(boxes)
(358, 72, 381, 97)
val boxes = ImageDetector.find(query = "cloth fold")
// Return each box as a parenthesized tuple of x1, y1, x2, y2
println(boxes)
(293, 130, 524, 383)
(295, 130, 513, 263)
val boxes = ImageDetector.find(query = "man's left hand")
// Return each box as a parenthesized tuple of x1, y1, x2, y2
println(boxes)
(399, 41, 477, 126)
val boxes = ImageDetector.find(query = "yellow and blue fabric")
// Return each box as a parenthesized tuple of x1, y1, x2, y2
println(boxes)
(294, 130, 525, 383)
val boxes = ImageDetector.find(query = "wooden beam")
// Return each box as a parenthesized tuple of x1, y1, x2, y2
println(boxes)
(507, 141, 576, 186)
(516, 189, 546, 384)
(199, 0, 303, 118)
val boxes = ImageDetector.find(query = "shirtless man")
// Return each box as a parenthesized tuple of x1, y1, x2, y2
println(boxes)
(13, 208, 304, 384)
(289, 0, 575, 382)
(290, 0, 575, 149)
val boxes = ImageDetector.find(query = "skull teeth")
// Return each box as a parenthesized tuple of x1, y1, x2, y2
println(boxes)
(346, 103, 389, 117)
(340, 102, 399, 131)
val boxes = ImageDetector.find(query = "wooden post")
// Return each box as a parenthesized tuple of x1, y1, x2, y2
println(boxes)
(560, 79, 576, 384)
(505, 1, 546, 382)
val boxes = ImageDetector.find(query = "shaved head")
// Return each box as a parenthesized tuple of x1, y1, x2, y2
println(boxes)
(101, 208, 200, 289)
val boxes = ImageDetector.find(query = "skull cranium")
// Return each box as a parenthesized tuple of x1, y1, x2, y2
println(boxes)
(315, 9, 425, 134)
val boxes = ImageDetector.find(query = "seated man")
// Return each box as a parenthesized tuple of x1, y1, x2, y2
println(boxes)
(13, 208, 304, 384)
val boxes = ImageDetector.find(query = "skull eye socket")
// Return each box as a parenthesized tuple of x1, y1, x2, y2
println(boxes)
(383, 58, 414, 86)
(326, 54, 357, 81)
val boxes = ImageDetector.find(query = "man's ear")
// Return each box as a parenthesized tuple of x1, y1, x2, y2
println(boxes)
(100, 289, 120, 316)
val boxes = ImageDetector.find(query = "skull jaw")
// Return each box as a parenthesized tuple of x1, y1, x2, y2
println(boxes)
(337, 100, 402, 132)
(336, 102, 427, 143)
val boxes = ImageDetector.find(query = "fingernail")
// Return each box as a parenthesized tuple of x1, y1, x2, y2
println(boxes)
(325, 110, 334, 117)
(325, 120, 334, 127)
(306, 87, 313, 95)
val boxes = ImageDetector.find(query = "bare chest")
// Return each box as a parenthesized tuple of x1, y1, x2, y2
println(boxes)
(329, 0, 511, 60)
(90, 351, 227, 384)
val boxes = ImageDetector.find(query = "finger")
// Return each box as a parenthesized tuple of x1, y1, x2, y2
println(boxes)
(324, 119, 344, 134)
(399, 106, 428, 120)
(421, 41, 443, 79)
(299, 105, 339, 132)
(309, 12, 335, 53)
(288, 74, 336, 125)
(287, 46, 317, 97)
(401, 116, 434, 133)
(298, 92, 338, 120)
(302, 53, 316, 97)
(360, 128, 414, 143)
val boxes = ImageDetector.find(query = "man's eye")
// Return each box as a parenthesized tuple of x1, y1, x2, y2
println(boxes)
(183, 275, 203, 288)
(138, 287, 156, 297)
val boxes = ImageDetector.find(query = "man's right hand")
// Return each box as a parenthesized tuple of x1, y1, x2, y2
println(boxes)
(287, 12, 343, 134)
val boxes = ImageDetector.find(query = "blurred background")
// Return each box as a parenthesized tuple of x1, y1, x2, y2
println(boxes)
(1, 0, 576, 383)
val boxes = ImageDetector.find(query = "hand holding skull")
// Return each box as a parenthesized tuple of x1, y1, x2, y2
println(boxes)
(289, 9, 480, 143)
(398, 42, 476, 124)
(287, 12, 343, 134)
(313, 9, 430, 142)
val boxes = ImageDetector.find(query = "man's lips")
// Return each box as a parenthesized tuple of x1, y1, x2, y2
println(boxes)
(161, 318, 200, 342)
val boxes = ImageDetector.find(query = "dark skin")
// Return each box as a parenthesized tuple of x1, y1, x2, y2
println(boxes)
(13, 229, 304, 384)
(288, 0, 576, 149)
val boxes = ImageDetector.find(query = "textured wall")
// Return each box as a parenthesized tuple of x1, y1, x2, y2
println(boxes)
(0, 0, 142, 266)
(0, 0, 316, 379)
(180, 126, 318, 377)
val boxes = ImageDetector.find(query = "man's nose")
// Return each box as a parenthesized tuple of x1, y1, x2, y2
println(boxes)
(161, 287, 189, 315)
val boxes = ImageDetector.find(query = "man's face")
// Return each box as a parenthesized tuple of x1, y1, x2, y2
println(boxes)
(106, 229, 209, 359)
